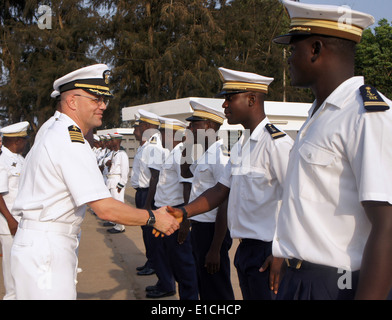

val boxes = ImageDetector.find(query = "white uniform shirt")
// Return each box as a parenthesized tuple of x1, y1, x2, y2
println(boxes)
(34, 110, 61, 142)
(0, 147, 24, 234)
(273, 76, 392, 271)
(189, 139, 229, 223)
(13, 113, 111, 227)
(130, 133, 166, 189)
(219, 117, 293, 241)
(106, 149, 129, 190)
(154, 142, 193, 208)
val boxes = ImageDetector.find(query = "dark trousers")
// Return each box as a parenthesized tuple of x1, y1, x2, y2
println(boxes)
(234, 239, 275, 300)
(191, 221, 234, 300)
(277, 259, 360, 300)
(135, 188, 154, 269)
(152, 205, 198, 299)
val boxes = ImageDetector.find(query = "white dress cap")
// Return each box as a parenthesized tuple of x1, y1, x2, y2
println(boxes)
(138, 109, 160, 126)
(273, 0, 375, 44)
(53, 64, 113, 97)
(158, 116, 187, 131)
(217, 67, 274, 97)
(0, 121, 30, 138)
(109, 132, 123, 140)
(187, 98, 225, 124)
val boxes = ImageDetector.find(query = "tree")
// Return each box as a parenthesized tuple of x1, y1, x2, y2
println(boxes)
(355, 19, 392, 99)
(0, 0, 101, 136)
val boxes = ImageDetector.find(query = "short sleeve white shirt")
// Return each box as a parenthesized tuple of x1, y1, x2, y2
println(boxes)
(106, 150, 129, 189)
(13, 113, 111, 226)
(219, 117, 293, 241)
(189, 139, 229, 223)
(154, 143, 192, 207)
(0, 147, 25, 234)
(273, 77, 392, 271)
(130, 133, 166, 189)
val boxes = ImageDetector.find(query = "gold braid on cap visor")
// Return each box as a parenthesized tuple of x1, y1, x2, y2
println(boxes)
(193, 110, 224, 124)
(139, 117, 160, 126)
(159, 123, 186, 131)
(290, 18, 363, 43)
(222, 81, 269, 94)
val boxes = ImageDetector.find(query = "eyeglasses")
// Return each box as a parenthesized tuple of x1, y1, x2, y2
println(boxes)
(74, 94, 110, 107)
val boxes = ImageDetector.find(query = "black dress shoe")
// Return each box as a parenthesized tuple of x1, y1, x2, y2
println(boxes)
(146, 289, 176, 298)
(136, 262, 149, 271)
(107, 228, 125, 234)
(103, 221, 116, 227)
(137, 267, 155, 276)
(145, 285, 157, 292)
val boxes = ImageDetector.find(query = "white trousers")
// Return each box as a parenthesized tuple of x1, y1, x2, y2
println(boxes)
(110, 186, 125, 231)
(11, 224, 80, 300)
(0, 234, 15, 299)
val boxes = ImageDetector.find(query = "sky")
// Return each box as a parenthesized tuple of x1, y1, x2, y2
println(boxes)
(299, 0, 391, 28)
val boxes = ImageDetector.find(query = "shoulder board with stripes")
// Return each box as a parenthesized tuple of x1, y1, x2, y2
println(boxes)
(359, 85, 390, 112)
(265, 123, 286, 140)
(68, 125, 85, 144)
(220, 143, 230, 156)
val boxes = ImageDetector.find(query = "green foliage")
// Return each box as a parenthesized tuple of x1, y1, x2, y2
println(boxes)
(355, 19, 392, 99)
(1, 0, 390, 132)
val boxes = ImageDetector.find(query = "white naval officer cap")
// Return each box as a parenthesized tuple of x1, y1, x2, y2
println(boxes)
(187, 98, 225, 125)
(52, 64, 113, 97)
(109, 132, 123, 140)
(138, 109, 160, 126)
(0, 121, 30, 138)
(158, 116, 187, 131)
(50, 90, 60, 99)
(273, 0, 375, 45)
(132, 114, 141, 128)
(216, 67, 274, 97)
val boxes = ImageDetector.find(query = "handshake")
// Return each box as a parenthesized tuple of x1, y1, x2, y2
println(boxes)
(150, 206, 188, 238)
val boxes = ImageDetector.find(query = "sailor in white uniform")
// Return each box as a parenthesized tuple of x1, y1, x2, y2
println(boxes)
(272, 0, 392, 300)
(185, 98, 234, 300)
(0, 121, 29, 299)
(10, 64, 180, 300)
(106, 132, 129, 233)
(166, 67, 293, 300)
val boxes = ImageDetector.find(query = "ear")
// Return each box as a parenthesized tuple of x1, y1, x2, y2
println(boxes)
(64, 93, 77, 111)
(311, 40, 323, 62)
(248, 92, 256, 107)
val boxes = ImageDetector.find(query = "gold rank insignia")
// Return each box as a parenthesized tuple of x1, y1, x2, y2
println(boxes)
(150, 136, 157, 144)
(68, 125, 85, 144)
(220, 144, 230, 157)
(359, 85, 390, 112)
(265, 123, 286, 140)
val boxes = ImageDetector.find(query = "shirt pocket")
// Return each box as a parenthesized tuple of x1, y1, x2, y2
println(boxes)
(195, 164, 214, 188)
(298, 141, 337, 202)
(239, 166, 268, 201)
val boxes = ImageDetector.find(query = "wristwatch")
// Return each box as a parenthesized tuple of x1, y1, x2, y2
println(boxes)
(146, 209, 156, 226)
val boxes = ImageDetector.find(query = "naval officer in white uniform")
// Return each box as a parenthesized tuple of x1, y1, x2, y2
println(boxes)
(10, 64, 180, 300)
(0, 121, 29, 299)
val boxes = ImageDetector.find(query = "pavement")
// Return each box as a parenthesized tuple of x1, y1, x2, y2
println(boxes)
(0, 187, 242, 300)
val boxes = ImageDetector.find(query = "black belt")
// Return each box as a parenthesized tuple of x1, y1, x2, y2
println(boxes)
(239, 239, 271, 245)
(136, 187, 149, 191)
(285, 258, 338, 271)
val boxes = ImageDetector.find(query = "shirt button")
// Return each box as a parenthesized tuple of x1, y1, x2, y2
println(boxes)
(307, 153, 312, 159)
